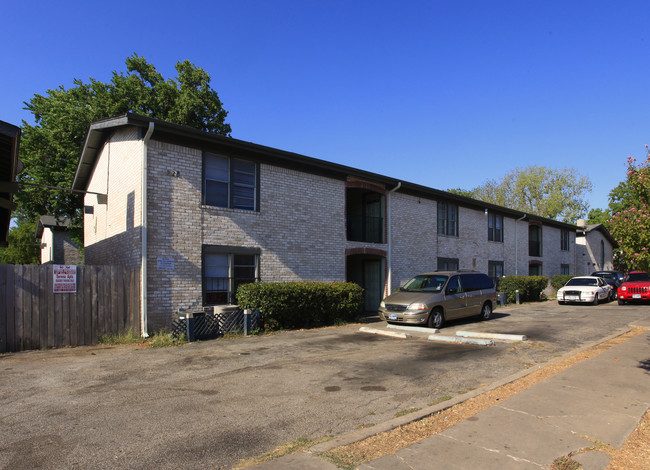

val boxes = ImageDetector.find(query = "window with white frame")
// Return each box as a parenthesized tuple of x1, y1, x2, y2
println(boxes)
(204, 153, 258, 211)
(204, 247, 259, 305)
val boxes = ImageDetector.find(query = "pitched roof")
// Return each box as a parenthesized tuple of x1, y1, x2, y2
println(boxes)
(577, 223, 618, 247)
(73, 112, 578, 230)
(35, 215, 71, 238)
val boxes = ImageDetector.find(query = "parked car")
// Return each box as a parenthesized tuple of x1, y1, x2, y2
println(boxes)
(617, 271, 650, 305)
(378, 271, 497, 328)
(557, 276, 612, 305)
(591, 270, 623, 299)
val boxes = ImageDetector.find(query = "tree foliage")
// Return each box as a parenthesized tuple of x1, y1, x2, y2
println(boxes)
(586, 207, 610, 226)
(4, 54, 231, 264)
(0, 219, 40, 265)
(470, 166, 592, 223)
(608, 148, 650, 271)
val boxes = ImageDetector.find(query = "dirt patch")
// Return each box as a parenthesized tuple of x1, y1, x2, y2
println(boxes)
(318, 327, 649, 469)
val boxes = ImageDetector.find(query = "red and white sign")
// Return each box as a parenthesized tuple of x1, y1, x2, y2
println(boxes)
(53, 265, 77, 293)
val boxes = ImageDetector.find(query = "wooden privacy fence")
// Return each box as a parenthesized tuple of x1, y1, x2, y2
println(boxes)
(0, 264, 140, 353)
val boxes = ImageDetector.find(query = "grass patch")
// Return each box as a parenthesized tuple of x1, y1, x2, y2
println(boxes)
(99, 329, 147, 345)
(550, 456, 582, 470)
(428, 395, 452, 407)
(319, 448, 365, 470)
(394, 407, 422, 418)
(149, 330, 187, 348)
(234, 436, 329, 469)
(99, 329, 186, 348)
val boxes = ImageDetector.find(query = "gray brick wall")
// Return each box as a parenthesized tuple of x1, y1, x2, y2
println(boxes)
(145, 142, 347, 329)
(82, 125, 583, 331)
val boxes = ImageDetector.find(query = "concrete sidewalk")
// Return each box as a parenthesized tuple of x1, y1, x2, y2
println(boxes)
(253, 322, 650, 469)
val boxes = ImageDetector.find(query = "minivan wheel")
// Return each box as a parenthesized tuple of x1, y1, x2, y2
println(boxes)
(479, 302, 492, 321)
(428, 309, 444, 329)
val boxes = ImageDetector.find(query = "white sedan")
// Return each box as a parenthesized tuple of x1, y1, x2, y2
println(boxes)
(557, 276, 612, 305)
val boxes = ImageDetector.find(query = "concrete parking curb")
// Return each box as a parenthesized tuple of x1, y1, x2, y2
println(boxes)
(427, 335, 495, 346)
(358, 326, 412, 339)
(456, 331, 528, 341)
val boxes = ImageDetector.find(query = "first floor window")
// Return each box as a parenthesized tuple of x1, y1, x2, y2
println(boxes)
(438, 257, 459, 271)
(561, 264, 570, 275)
(488, 261, 504, 285)
(529, 262, 542, 276)
(204, 247, 260, 305)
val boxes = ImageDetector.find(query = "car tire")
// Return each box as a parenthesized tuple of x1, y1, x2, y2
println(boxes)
(558, 300, 565, 305)
(428, 309, 444, 329)
(593, 294, 599, 306)
(618, 299, 626, 305)
(479, 302, 492, 321)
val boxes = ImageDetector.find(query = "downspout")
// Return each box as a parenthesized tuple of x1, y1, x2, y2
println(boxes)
(141, 122, 154, 337)
(386, 182, 402, 296)
(514, 214, 527, 276)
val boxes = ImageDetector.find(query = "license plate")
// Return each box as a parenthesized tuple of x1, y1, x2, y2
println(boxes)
(633, 294, 642, 299)
(388, 314, 398, 320)
(566, 295, 579, 301)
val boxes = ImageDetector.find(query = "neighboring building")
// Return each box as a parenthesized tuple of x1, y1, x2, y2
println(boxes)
(73, 113, 587, 333)
(0, 120, 21, 246)
(35, 215, 83, 265)
(575, 220, 618, 275)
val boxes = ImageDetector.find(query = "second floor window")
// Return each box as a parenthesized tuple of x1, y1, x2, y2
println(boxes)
(346, 188, 385, 243)
(437, 201, 458, 237)
(561, 229, 570, 251)
(529, 225, 542, 257)
(204, 153, 258, 211)
(488, 213, 503, 242)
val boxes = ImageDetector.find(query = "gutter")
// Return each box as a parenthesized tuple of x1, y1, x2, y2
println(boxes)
(386, 182, 402, 296)
(141, 122, 154, 337)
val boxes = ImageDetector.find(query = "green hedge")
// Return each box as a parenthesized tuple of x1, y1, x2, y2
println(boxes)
(236, 281, 364, 330)
(550, 275, 575, 291)
(497, 276, 549, 303)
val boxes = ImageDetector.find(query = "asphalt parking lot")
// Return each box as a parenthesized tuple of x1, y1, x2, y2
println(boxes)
(0, 300, 648, 469)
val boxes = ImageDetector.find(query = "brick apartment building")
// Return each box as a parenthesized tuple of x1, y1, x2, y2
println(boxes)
(72, 113, 612, 334)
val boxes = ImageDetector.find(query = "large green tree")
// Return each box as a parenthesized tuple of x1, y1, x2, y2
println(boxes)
(3, 54, 231, 263)
(467, 166, 592, 223)
(608, 148, 650, 271)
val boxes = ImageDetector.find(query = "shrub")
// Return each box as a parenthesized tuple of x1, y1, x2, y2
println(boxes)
(497, 276, 549, 303)
(551, 275, 575, 291)
(236, 281, 364, 330)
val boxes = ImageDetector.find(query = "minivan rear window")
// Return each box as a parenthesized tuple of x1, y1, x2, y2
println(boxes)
(461, 273, 495, 291)
(402, 275, 448, 292)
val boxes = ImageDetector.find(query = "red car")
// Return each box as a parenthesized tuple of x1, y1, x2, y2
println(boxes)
(617, 271, 650, 305)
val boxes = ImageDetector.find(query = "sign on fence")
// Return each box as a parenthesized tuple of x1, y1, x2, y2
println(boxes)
(53, 265, 77, 293)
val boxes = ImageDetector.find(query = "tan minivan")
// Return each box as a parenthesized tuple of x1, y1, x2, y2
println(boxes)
(378, 271, 497, 328)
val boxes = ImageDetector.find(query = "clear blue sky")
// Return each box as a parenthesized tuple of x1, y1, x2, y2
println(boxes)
(3, 0, 650, 212)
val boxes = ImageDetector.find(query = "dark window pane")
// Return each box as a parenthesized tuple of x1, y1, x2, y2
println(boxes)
(205, 181, 229, 207)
